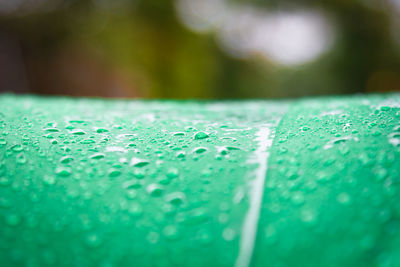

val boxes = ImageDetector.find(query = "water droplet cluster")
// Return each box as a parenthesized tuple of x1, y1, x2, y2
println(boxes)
(0, 95, 288, 266)
(1, 94, 399, 266)
(255, 95, 400, 267)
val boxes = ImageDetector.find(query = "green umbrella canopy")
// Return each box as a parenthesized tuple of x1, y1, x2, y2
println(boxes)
(0, 93, 399, 266)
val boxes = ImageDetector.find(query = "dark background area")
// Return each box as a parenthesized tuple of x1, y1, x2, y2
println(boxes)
(0, 0, 399, 99)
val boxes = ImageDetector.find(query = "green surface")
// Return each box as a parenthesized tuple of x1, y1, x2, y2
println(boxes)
(0, 94, 399, 266)
(254, 96, 400, 267)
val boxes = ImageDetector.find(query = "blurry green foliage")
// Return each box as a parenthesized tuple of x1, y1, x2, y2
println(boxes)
(0, 0, 399, 98)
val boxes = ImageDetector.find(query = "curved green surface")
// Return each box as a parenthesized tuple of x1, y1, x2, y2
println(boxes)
(0, 94, 399, 266)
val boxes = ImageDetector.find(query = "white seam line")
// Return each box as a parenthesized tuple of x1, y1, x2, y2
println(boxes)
(234, 124, 276, 267)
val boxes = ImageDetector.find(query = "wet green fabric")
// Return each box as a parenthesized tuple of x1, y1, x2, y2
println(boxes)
(0, 94, 399, 267)
(254, 95, 400, 267)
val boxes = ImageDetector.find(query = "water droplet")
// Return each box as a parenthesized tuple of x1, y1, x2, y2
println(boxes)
(291, 192, 305, 205)
(71, 129, 86, 135)
(43, 175, 56, 185)
(217, 146, 228, 155)
(176, 152, 185, 159)
(132, 169, 145, 179)
(166, 167, 179, 178)
(375, 168, 388, 181)
(123, 179, 141, 189)
(218, 213, 229, 224)
(172, 132, 185, 136)
(147, 231, 160, 244)
(324, 136, 354, 149)
(163, 225, 179, 240)
(59, 156, 74, 164)
(301, 126, 310, 132)
(44, 133, 54, 139)
(388, 132, 400, 147)
(80, 139, 95, 144)
(194, 132, 209, 140)
(147, 183, 164, 197)
(165, 192, 186, 206)
(0, 176, 10, 186)
(193, 147, 207, 154)
(264, 224, 277, 244)
(128, 201, 143, 217)
(6, 213, 21, 226)
(226, 146, 240, 151)
(96, 128, 109, 133)
(0, 197, 11, 208)
(69, 119, 85, 124)
(196, 229, 212, 245)
(372, 130, 382, 137)
(222, 228, 236, 241)
(44, 128, 59, 132)
(157, 176, 170, 185)
(108, 169, 121, 178)
(130, 157, 150, 167)
(16, 153, 27, 164)
(337, 192, 351, 205)
(85, 233, 102, 248)
(11, 144, 23, 152)
(300, 209, 317, 224)
(125, 188, 138, 199)
(55, 167, 71, 177)
(89, 153, 105, 160)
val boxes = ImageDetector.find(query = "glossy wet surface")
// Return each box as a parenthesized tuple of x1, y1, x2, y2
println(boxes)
(0, 94, 399, 266)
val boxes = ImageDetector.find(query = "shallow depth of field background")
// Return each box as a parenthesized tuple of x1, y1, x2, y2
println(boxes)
(0, 0, 399, 99)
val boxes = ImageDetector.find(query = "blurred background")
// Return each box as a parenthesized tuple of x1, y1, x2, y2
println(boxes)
(0, 0, 399, 99)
